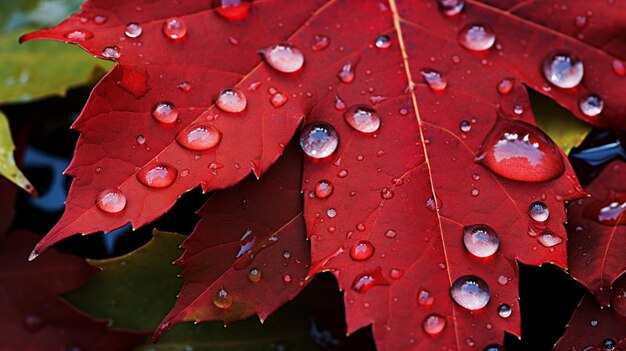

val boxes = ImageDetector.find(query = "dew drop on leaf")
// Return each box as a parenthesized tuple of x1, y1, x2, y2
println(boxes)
(578, 94, 604, 117)
(420, 69, 447, 91)
(299, 123, 339, 158)
(476, 118, 565, 182)
(247, 268, 262, 282)
(537, 232, 563, 247)
(176, 124, 222, 151)
(422, 314, 446, 335)
(384, 229, 397, 239)
(261, 43, 304, 73)
(136, 164, 178, 189)
(497, 303, 512, 318)
(463, 224, 499, 258)
(603, 338, 617, 351)
(212, 0, 252, 21)
(283, 274, 292, 283)
(344, 104, 381, 133)
(124, 23, 143, 38)
(542, 52, 584, 88)
(64, 30, 93, 41)
(337, 62, 356, 83)
(270, 92, 288, 107)
(96, 189, 127, 214)
(417, 289, 434, 307)
(93, 15, 107, 24)
(315, 180, 334, 199)
(216, 88, 247, 113)
(497, 78, 513, 95)
(450, 275, 491, 310)
(438, 0, 464, 16)
(528, 201, 549, 222)
(352, 268, 389, 293)
(425, 195, 442, 212)
(350, 240, 375, 261)
(484, 345, 504, 351)
(212, 288, 233, 309)
(460, 120, 471, 132)
(458, 24, 496, 52)
(375, 35, 391, 49)
(312, 34, 330, 51)
(163, 17, 187, 40)
(152, 102, 178, 124)
(612, 59, 625, 76)
(327, 208, 337, 218)
(389, 268, 403, 279)
(102, 46, 121, 59)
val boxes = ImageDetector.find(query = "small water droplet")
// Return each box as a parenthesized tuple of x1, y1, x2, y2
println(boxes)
(425, 195, 442, 212)
(137, 164, 178, 188)
(484, 345, 504, 351)
(575, 15, 588, 28)
(102, 46, 120, 59)
(528, 201, 549, 222)
(334, 95, 346, 110)
(261, 43, 304, 73)
(612, 60, 625, 76)
(216, 88, 247, 113)
(375, 35, 391, 48)
(579, 94, 604, 117)
(212, 0, 252, 20)
(315, 180, 334, 199)
(299, 123, 339, 158)
(603, 339, 616, 351)
(327, 208, 337, 218)
(178, 81, 192, 92)
(283, 274, 292, 283)
(94, 15, 107, 24)
(350, 240, 375, 261)
(176, 124, 221, 151)
(152, 102, 178, 124)
(125, 23, 143, 38)
(470, 188, 480, 197)
(450, 275, 491, 310)
(212, 288, 233, 309)
(270, 92, 288, 107)
(389, 268, 403, 279)
(385, 229, 397, 238)
(163, 18, 187, 40)
(542, 52, 584, 89)
(590, 319, 598, 327)
(96, 189, 127, 214)
(422, 314, 446, 335)
(497, 304, 512, 318)
(337, 62, 356, 83)
(497, 275, 508, 285)
(497, 78, 514, 95)
(64, 30, 94, 41)
(418, 289, 434, 307)
(438, 0, 464, 16)
(463, 224, 499, 258)
(282, 250, 291, 259)
(514, 105, 524, 115)
(343, 104, 380, 134)
(420, 69, 447, 91)
(538, 232, 563, 247)
(380, 187, 394, 200)
(458, 24, 496, 52)
(248, 268, 262, 282)
(136, 135, 145, 144)
(460, 120, 471, 132)
(352, 268, 389, 293)
(312, 34, 330, 51)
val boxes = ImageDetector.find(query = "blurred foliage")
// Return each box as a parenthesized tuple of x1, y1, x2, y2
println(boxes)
(0, 111, 35, 194)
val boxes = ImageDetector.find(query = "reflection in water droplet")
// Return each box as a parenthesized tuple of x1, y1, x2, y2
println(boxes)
(538, 232, 563, 247)
(579, 94, 604, 117)
(315, 180, 334, 199)
(261, 43, 304, 73)
(212, 288, 233, 309)
(463, 224, 499, 258)
(137, 164, 178, 188)
(163, 18, 187, 40)
(458, 24, 496, 52)
(212, 0, 252, 20)
(152, 102, 178, 124)
(96, 189, 127, 214)
(422, 314, 446, 335)
(542, 52, 584, 89)
(528, 201, 549, 222)
(438, 0, 464, 16)
(497, 304, 512, 318)
(299, 123, 339, 158)
(125, 23, 143, 38)
(450, 275, 491, 310)
(216, 88, 247, 113)
(350, 241, 375, 261)
(344, 104, 380, 133)
(420, 69, 447, 91)
(176, 124, 222, 151)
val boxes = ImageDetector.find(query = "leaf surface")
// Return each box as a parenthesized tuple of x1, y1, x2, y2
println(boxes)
(0, 112, 36, 195)
(568, 160, 626, 305)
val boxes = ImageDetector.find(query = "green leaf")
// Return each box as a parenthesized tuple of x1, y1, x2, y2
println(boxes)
(0, 112, 35, 195)
(531, 91, 592, 155)
(0, 0, 112, 104)
(65, 229, 318, 351)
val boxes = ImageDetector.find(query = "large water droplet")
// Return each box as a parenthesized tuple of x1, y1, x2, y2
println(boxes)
(438, 0, 464, 16)
(463, 224, 499, 258)
(352, 268, 389, 293)
(125, 23, 143, 38)
(163, 18, 187, 40)
(422, 314, 446, 335)
(176, 124, 221, 151)
(261, 43, 304, 73)
(420, 69, 447, 91)
(216, 88, 247, 113)
(450, 275, 491, 310)
(344, 104, 380, 133)
(96, 189, 127, 214)
(579, 94, 604, 117)
(350, 241, 375, 261)
(542, 52, 584, 89)
(458, 24, 496, 52)
(497, 303, 512, 318)
(476, 118, 565, 182)
(212, 288, 233, 309)
(528, 201, 549, 222)
(102, 46, 120, 59)
(212, 0, 252, 20)
(299, 123, 339, 159)
(538, 232, 563, 247)
(137, 164, 178, 188)
(152, 102, 178, 124)
(315, 180, 334, 199)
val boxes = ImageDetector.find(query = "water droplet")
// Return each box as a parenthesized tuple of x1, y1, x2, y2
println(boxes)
(612, 60, 625, 76)
(216, 88, 247, 113)
(270, 92, 288, 107)
(497, 78, 514, 95)
(603, 339, 616, 351)
(315, 180, 334, 199)
(438, 0, 464, 16)
(579, 94, 604, 117)
(283, 274, 292, 283)
(422, 314, 446, 335)
(425, 195, 442, 212)
(337, 62, 356, 83)
(125, 23, 143, 38)
(299, 123, 339, 158)
(417, 289, 434, 307)
(420, 69, 447, 91)
(94, 15, 107, 24)
(389, 268, 403, 279)
(261, 43, 304, 73)
(350, 241, 375, 261)
(178, 81, 192, 92)
(352, 268, 389, 293)
(312, 34, 330, 51)
(590, 319, 598, 327)
(575, 15, 588, 28)
(470, 188, 480, 197)
(460, 120, 472, 132)
(64, 30, 93, 41)
(385, 229, 397, 238)
(23, 314, 44, 332)
(542, 52, 584, 88)
(375, 35, 391, 48)
(212, 0, 252, 21)
(248, 268, 262, 282)
(212, 288, 233, 309)
(450, 275, 491, 310)
(176, 124, 221, 151)
(458, 24, 496, 52)
(514, 105, 524, 115)
(334, 95, 347, 111)
(327, 208, 337, 218)
(484, 345, 504, 351)
(344, 104, 380, 134)
(163, 18, 187, 40)
(497, 275, 508, 285)
(476, 118, 565, 182)
(528, 201, 549, 222)
(102, 46, 120, 59)
(497, 304, 512, 318)
(96, 189, 127, 214)
(380, 187, 394, 200)
(463, 224, 499, 258)
(136, 135, 145, 144)
(538, 232, 563, 247)
(152, 102, 178, 124)
(282, 250, 291, 259)
(137, 164, 178, 188)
